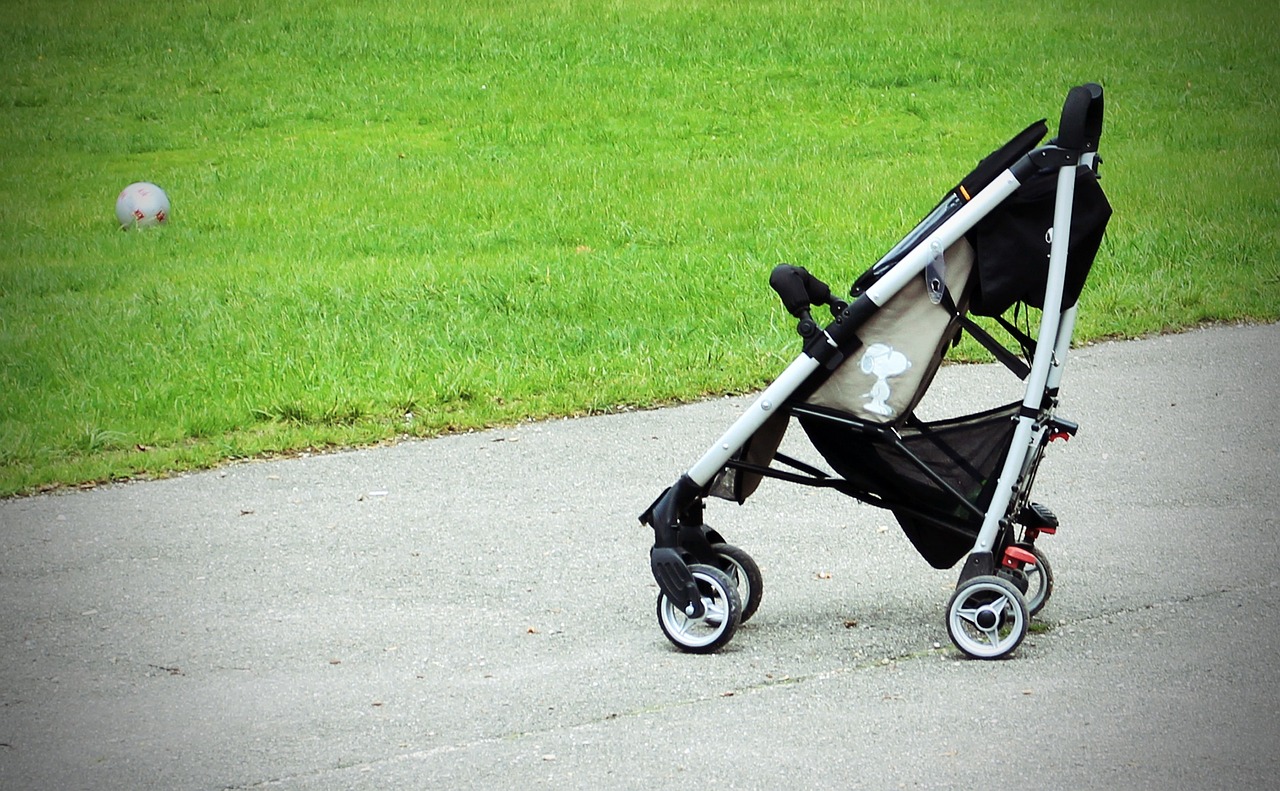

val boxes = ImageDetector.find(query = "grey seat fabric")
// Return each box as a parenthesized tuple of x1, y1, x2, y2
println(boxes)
(804, 239, 975, 424)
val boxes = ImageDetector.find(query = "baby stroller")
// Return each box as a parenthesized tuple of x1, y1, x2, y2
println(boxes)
(640, 84, 1111, 659)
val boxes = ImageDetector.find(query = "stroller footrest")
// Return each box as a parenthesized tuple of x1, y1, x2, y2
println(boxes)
(1047, 416, 1079, 441)
(1020, 502, 1060, 530)
(651, 547, 705, 618)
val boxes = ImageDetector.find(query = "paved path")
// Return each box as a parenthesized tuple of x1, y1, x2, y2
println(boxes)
(2, 323, 1278, 790)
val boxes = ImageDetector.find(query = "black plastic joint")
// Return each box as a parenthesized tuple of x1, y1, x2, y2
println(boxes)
(1011, 147, 1078, 180)
(640, 474, 703, 548)
(803, 331, 844, 369)
(957, 551, 996, 584)
(796, 315, 818, 339)
(829, 295, 877, 346)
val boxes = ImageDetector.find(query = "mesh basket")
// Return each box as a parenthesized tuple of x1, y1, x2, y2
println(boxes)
(800, 402, 1020, 568)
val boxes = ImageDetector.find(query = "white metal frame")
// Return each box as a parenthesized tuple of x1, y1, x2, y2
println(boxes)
(970, 161, 1079, 554)
(685, 168, 1028, 489)
(680, 150, 1090, 567)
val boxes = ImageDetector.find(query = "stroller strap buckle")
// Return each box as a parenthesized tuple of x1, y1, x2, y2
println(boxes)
(925, 241, 947, 305)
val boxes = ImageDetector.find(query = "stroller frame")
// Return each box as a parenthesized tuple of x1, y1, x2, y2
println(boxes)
(641, 84, 1108, 658)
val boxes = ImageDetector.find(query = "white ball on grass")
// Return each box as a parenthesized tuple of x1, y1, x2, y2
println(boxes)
(115, 182, 170, 229)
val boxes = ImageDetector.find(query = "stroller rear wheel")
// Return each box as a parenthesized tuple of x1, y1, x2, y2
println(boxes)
(657, 564, 742, 653)
(945, 575, 1029, 659)
(711, 543, 763, 623)
(1013, 542, 1054, 616)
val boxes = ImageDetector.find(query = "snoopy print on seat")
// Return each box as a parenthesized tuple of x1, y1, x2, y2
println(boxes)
(859, 343, 912, 418)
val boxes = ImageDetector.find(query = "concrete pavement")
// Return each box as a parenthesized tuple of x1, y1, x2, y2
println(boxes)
(2, 322, 1278, 790)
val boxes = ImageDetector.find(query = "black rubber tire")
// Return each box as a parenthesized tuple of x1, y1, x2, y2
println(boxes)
(656, 564, 742, 654)
(1014, 542, 1054, 616)
(945, 574, 1029, 660)
(711, 543, 763, 623)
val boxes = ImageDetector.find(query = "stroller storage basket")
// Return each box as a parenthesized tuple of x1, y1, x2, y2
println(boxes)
(798, 399, 1018, 542)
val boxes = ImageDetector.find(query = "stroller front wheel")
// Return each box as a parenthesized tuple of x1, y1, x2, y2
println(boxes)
(945, 575, 1029, 659)
(710, 543, 763, 623)
(656, 564, 742, 653)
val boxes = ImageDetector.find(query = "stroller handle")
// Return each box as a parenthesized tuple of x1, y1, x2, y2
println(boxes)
(1056, 83, 1104, 154)
(769, 264, 848, 321)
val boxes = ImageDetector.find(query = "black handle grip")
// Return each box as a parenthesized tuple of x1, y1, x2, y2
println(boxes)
(1057, 83, 1104, 153)
(769, 264, 834, 319)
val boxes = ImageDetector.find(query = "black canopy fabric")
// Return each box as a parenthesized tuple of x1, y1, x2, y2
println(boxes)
(957, 119, 1048, 200)
(967, 164, 1112, 317)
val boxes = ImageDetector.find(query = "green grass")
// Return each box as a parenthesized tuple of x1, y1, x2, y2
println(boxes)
(1, 0, 1277, 495)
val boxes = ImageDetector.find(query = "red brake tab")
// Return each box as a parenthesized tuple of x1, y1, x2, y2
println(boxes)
(1002, 546, 1038, 569)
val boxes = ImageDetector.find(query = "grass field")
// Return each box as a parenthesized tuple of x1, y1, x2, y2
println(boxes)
(1, 0, 1277, 496)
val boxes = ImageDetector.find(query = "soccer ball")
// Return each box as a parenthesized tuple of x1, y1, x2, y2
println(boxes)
(115, 182, 170, 228)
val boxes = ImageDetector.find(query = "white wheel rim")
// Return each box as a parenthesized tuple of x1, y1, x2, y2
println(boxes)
(658, 570, 731, 649)
(948, 580, 1026, 659)
(720, 556, 752, 608)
